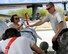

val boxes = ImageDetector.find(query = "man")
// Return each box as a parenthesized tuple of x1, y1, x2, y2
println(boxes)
(30, 2, 67, 42)
(30, 2, 67, 54)
(0, 28, 45, 54)
(8, 14, 23, 31)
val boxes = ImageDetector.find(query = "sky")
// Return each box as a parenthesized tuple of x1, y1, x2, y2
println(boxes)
(0, 0, 68, 14)
(0, 0, 68, 3)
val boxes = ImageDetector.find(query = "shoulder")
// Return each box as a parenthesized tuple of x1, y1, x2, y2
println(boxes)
(55, 11, 64, 19)
(55, 11, 63, 16)
(18, 37, 32, 41)
(8, 22, 14, 26)
(8, 23, 15, 28)
(18, 37, 35, 43)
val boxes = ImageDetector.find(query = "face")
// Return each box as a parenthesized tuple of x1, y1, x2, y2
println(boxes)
(14, 16, 19, 23)
(46, 5, 55, 14)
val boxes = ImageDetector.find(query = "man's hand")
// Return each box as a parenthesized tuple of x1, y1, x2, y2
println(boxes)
(52, 35, 58, 42)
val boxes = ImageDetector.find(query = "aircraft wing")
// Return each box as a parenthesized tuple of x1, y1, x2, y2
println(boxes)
(0, 1, 68, 10)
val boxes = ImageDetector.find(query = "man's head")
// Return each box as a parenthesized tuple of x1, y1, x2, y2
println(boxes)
(2, 28, 21, 40)
(10, 14, 20, 23)
(46, 2, 55, 14)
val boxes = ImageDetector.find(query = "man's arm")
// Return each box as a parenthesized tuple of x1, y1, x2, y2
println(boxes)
(29, 16, 50, 27)
(27, 37, 45, 54)
(29, 19, 45, 27)
(52, 21, 64, 42)
(31, 43, 45, 54)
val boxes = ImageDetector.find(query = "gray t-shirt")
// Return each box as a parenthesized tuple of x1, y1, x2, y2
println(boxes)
(40, 11, 67, 33)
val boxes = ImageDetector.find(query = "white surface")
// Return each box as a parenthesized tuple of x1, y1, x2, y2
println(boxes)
(36, 30, 55, 51)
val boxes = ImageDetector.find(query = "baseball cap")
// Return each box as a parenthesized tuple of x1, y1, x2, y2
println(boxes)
(46, 2, 54, 10)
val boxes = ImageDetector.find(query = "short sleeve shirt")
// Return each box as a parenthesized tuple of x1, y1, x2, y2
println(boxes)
(40, 11, 67, 33)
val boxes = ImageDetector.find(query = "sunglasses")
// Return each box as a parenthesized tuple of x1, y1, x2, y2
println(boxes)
(46, 6, 52, 10)
(14, 18, 19, 20)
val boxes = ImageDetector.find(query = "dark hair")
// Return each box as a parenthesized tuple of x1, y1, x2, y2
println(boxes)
(2, 28, 21, 40)
(10, 14, 18, 22)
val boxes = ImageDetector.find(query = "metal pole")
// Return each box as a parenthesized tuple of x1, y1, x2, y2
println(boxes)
(32, 5, 37, 20)
(62, 2, 67, 10)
